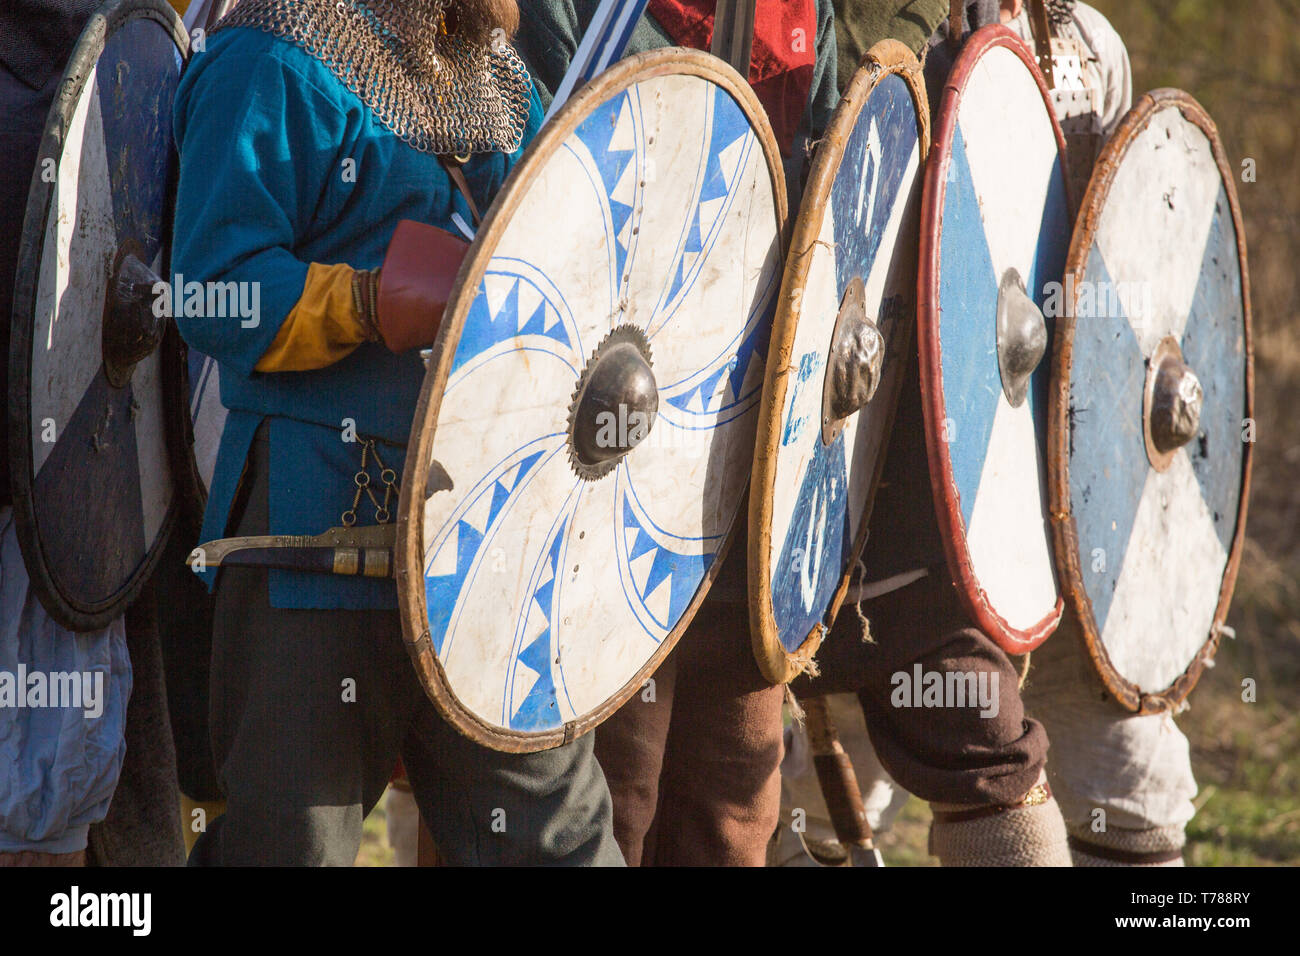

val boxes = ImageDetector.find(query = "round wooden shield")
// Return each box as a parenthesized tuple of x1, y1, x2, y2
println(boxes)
(917, 26, 1070, 654)
(8, 0, 188, 630)
(397, 49, 787, 752)
(749, 41, 929, 684)
(1049, 89, 1253, 712)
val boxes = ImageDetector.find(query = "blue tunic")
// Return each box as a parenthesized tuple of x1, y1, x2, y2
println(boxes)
(172, 27, 543, 609)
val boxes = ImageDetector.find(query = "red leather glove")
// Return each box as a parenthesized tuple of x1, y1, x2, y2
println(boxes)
(368, 219, 470, 353)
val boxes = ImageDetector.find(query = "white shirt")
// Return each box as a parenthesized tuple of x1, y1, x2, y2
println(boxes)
(1005, 2, 1134, 138)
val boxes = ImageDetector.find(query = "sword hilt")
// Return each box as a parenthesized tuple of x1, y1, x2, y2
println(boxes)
(711, 0, 757, 77)
(188, 524, 397, 578)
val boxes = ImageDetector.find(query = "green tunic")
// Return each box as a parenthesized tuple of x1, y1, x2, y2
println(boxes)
(831, 0, 949, 89)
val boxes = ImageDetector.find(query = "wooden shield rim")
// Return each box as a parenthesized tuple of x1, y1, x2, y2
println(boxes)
(396, 47, 789, 753)
(748, 40, 930, 685)
(916, 24, 1070, 655)
(7, 0, 188, 631)
(1048, 88, 1254, 712)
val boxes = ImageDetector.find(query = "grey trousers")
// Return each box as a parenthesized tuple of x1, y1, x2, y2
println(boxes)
(190, 427, 624, 866)
(87, 583, 186, 867)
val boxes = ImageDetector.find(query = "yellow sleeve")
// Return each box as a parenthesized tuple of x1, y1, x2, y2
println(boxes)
(255, 262, 370, 373)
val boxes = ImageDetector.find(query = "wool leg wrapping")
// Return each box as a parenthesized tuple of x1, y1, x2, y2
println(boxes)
(1022, 615, 1195, 867)
(928, 788, 1072, 867)
(1068, 826, 1186, 867)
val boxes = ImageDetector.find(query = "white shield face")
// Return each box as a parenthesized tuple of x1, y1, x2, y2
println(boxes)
(923, 37, 1070, 650)
(1063, 99, 1247, 697)
(13, 5, 186, 628)
(410, 60, 784, 741)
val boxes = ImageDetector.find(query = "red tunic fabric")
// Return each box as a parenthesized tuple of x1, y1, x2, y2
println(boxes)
(646, 0, 818, 154)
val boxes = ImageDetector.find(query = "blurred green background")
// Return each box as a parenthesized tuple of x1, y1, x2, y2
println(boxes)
(863, 0, 1300, 868)
(1088, 0, 1300, 867)
(871, 0, 1300, 868)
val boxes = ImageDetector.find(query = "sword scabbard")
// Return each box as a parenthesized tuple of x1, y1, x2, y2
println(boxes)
(804, 696, 882, 864)
(189, 525, 397, 578)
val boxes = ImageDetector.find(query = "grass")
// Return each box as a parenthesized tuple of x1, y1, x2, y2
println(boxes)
(1178, 545, 1300, 865)
(356, 796, 395, 867)
(877, 796, 937, 867)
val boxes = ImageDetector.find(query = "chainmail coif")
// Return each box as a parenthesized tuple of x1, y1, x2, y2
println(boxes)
(214, 0, 533, 156)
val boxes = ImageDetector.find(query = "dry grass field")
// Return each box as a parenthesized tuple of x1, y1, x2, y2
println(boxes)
(1094, 0, 1300, 866)
(872, 0, 1300, 867)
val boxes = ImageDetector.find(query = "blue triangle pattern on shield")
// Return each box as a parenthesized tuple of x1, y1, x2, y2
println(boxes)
(620, 498, 714, 632)
(509, 520, 567, 731)
(452, 272, 573, 374)
(666, 85, 753, 304)
(425, 450, 547, 655)
(728, 318, 768, 408)
(664, 304, 769, 419)
(575, 89, 641, 286)
(413, 54, 784, 741)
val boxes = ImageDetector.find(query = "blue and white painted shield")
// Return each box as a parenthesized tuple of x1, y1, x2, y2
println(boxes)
(750, 45, 928, 683)
(1050, 90, 1252, 710)
(917, 26, 1069, 653)
(9, 0, 188, 631)
(398, 50, 785, 751)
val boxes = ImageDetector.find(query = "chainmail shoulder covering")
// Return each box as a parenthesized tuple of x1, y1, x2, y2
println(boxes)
(214, 0, 532, 156)
(1045, 0, 1077, 27)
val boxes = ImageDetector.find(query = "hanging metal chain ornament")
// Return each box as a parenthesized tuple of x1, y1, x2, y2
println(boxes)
(342, 440, 401, 527)
(189, 439, 404, 578)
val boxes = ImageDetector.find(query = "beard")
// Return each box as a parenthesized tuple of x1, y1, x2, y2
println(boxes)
(449, 0, 521, 44)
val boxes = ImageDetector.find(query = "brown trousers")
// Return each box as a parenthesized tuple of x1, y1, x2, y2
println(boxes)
(594, 571, 1049, 865)
(594, 601, 784, 866)
(795, 571, 1049, 808)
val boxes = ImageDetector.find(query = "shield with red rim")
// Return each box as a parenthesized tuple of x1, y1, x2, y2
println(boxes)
(916, 25, 1071, 654)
